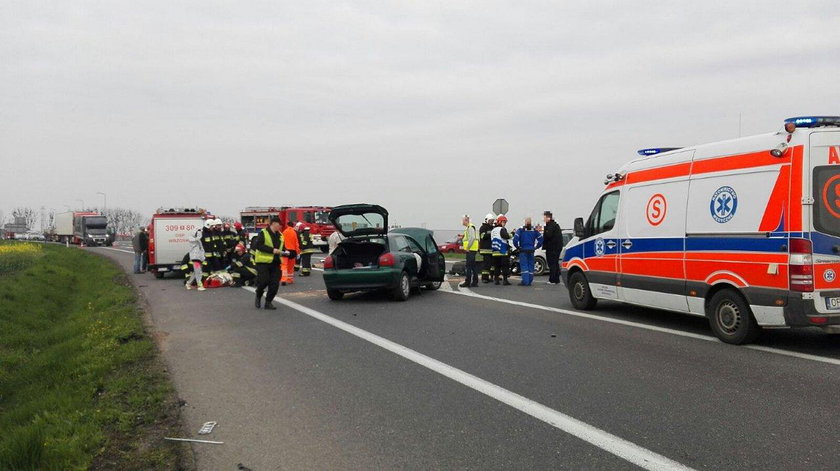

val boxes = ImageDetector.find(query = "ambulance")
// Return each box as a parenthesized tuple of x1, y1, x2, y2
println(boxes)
(561, 116, 840, 344)
(147, 207, 207, 279)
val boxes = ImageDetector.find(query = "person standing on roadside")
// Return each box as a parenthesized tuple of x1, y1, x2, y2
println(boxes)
(479, 213, 495, 283)
(139, 226, 149, 272)
(491, 215, 512, 285)
(281, 222, 300, 285)
(298, 226, 318, 276)
(460, 215, 480, 288)
(543, 211, 562, 284)
(513, 217, 543, 286)
(185, 224, 206, 291)
(253, 217, 286, 310)
(132, 226, 146, 274)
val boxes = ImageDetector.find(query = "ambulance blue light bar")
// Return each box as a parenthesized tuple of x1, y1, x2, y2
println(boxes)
(784, 116, 840, 128)
(637, 147, 682, 156)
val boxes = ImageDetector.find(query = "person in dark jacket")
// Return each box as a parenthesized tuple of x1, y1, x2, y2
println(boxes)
(298, 226, 318, 276)
(229, 243, 258, 286)
(132, 227, 146, 274)
(478, 214, 495, 283)
(201, 219, 218, 272)
(513, 217, 543, 286)
(253, 217, 286, 310)
(542, 211, 563, 284)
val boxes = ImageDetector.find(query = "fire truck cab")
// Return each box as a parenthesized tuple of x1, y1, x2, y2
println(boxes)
(240, 206, 334, 251)
(562, 116, 840, 344)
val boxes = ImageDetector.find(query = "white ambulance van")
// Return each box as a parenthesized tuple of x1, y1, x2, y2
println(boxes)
(561, 116, 840, 344)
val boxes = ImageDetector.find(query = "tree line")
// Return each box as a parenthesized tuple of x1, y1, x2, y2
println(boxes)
(2, 207, 149, 235)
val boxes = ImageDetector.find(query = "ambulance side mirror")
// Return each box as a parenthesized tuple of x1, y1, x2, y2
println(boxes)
(573, 217, 585, 238)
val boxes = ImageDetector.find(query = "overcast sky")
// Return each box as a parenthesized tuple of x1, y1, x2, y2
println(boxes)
(2, 1, 839, 230)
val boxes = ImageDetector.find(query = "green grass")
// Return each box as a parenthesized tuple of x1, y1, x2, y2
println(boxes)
(0, 243, 186, 470)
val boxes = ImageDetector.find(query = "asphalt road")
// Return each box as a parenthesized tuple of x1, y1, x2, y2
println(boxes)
(93, 245, 840, 470)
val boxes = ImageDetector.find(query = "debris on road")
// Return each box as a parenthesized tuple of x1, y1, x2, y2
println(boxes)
(198, 421, 217, 435)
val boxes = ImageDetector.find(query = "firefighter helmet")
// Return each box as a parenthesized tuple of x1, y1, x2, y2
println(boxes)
(484, 213, 496, 223)
(213, 218, 223, 226)
(234, 222, 243, 230)
(496, 215, 508, 223)
(204, 219, 213, 229)
(303, 226, 311, 231)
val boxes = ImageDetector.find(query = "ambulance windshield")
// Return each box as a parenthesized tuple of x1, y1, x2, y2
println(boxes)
(813, 166, 840, 237)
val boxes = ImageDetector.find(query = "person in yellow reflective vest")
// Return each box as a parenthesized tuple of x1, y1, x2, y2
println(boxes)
(252, 218, 287, 310)
(298, 226, 319, 276)
(460, 215, 480, 287)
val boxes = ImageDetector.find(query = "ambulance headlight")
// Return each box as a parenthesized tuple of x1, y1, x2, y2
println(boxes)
(770, 142, 789, 158)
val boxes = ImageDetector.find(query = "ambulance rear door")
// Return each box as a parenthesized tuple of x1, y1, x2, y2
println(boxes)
(808, 130, 840, 313)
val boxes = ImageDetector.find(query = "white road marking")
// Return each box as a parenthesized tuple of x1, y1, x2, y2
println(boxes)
(101, 247, 136, 254)
(449, 287, 840, 367)
(240, 286, 694, 471)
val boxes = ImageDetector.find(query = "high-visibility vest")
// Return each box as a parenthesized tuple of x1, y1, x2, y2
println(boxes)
(463, 224, 479, 251)
(253, 228, 283, 264)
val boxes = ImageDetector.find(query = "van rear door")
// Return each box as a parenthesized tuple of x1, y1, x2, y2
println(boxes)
(808, 131, 840, 307)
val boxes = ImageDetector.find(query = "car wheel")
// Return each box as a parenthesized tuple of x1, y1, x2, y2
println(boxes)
(393, 271, 411, 301)
(568, 271, 597, 310)
(327, 289, 344, 300)
(534, 257, 546, 276)
(707, 289, 760, 344)
(425, 281, 442, 290)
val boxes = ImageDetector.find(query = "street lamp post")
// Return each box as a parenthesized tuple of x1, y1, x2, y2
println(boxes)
(97, 192, 107, 211)
(76, 199, 85, 210)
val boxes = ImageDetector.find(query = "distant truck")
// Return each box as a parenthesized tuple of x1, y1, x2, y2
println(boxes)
(240, 206, 335, 252)
(147, 207, 207, 279)
(53, 211, 113, 246)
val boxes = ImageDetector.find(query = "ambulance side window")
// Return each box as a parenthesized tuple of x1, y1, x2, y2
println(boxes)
(586, 191, 620, 238)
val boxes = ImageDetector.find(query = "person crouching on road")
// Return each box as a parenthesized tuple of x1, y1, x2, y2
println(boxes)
(281, 222, 300, 285)
(253, 217, 287, 310)
(479, 213, 495, 283)
(460, 215, 480, 288)
(298, 226, 318, 276)
(185, 225, 206, 291)
(491, 215, 512, 285)
(229, 243, 258, 286)
(513, 217, 543, 286)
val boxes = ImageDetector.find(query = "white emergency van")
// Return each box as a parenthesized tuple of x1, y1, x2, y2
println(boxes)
(561, 116, 840, 344)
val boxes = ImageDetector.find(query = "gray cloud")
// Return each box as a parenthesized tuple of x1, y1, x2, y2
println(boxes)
(2, 0, 839, 230)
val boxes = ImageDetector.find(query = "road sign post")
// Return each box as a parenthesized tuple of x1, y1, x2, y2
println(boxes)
(492, 198, 509, 216)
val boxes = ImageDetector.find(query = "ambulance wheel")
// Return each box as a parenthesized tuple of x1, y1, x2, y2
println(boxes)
(707, 289, 760, 345)
(425, 281, 442, 290)
(327, 289, 344, 300)
(569, 271, 597, 310)
(153, 271, 164, 279)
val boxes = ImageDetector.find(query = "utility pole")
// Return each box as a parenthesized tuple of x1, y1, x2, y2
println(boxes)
(97, 192, 107, 211)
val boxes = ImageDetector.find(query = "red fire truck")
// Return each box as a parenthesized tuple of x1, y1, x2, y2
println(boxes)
(240, 206, 334, 252)
(148, 207, 208, 278)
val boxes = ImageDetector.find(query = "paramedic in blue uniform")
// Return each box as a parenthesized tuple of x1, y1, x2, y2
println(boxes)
(513, 217, 543, 286)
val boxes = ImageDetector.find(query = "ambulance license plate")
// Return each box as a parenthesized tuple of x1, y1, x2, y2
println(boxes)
(824, 297, 840, 310)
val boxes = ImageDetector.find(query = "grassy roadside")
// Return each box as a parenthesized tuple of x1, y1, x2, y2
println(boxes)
(0, 241, 188, 470)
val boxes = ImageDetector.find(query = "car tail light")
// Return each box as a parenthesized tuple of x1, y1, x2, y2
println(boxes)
(810, 316, 828, 324)
(323, 256, 334, 269)
(789, 238, 813, 292)
(378, 253, 395, 267)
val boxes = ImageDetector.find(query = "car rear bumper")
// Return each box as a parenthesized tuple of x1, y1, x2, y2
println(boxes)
(323, 267, 401, 291)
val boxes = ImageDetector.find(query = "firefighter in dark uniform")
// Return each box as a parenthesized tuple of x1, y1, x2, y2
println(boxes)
(211, 219, 226, 270)
(234, 222, 248, 246)
(479, 213, 495, 283)
(298, 226, 318, 276)
(201, 219, 219, 272)
(222, 223, 237, 265)
(253, 217, 286, 310)
(229, 243, 258, 286)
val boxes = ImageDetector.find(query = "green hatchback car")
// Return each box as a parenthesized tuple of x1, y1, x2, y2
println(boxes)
(322, 204, 446, 301)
